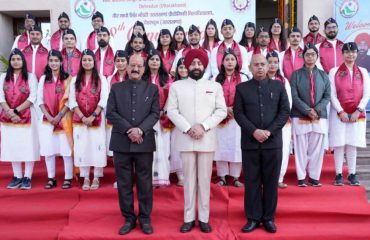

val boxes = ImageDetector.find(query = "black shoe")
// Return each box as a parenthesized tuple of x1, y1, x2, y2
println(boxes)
(180, 221, 195, 233)
(297, 179, 307, 187)
(44, 178, 57, 189)
(118, 221, 136, 235)
(140, 222, 153, 234)
(20, 177, 32, 190)
(308, 177, 322, 187)
(348, 174, 360, 186)
(241, 220, 260, 233)
(199, 221, 212, 233)
(334, 174, 344, 186)
(7, 177, 22, 189)
(263, 220, 277, 233)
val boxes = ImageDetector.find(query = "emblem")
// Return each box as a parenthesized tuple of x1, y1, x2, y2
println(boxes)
(19, 86, 26, 93)
(56, 86, 63, 93)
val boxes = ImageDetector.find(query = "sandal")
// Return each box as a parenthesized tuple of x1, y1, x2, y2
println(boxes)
(217, 177, 227, 186)
(62, 179, 73, 189)
(82, 178, 90, 191)
(90, 177, 100, 190)
(44, 178, 57, 189)
(233, 178, 244, 188)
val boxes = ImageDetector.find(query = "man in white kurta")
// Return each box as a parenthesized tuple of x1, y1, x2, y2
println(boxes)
(167, 49, 227, 233)
(329, 42, 370, 186)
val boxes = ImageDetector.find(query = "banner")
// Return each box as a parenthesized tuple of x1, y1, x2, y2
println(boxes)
(335, 0, 370, 73)
(70, 0, 255, 49)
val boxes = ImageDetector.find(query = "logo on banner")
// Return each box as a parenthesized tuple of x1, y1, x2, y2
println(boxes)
(232, 0, 251, 12)
(339, 0, 359, 18)
(74, 0, 96, 19)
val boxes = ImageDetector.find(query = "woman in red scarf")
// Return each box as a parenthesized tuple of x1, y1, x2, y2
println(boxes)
(69, 49, 109, 191)
(157, 29, 176, 74)
(0, 48, 39, 190)
(268, 18, 287, 52)
(213, 49, 248, 187)
(38, 50, 74, 189)
(328, 42, 370, 186)
(266, 51, 293, 189)
(201, 19, 220, 52)
(171, 26, 188, 53)
(239, 22, 257, 52)
(142, 49, 172, 188)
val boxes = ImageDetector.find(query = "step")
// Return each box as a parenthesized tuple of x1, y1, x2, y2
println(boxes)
(356, 158, 370, 165)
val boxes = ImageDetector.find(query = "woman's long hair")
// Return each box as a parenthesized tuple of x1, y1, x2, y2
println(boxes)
(75, 49, 100, 92)
(170, 26, 188, 50)
(215, 50, 240, 86)
(5, 48, 28, 82)
(239, 22, 257, 49)
(44, 50, 69, 83)
(157, 29, 176, 55)
(174, 57, 187, 81)
(202, 19, 220, 50)
(142, 49, 169, 87)
(268, 18, 287, 51)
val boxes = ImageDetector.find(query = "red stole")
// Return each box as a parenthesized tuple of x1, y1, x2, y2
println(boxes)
(283, 47, 304, 81)
(202, 41, 219, 52)
(181, 46, 193, 58)
(223, 73, 241, 107)
(86, 31, 97, 51)
(73, 76, 102, 126)
(50, 30, 63, 51)
(110, 71, 126, 88)
(269, 39, 282, 52)
(334, 63, 365, 118)
(22, 44, 49, 80)
(160, 49, 176, 73)
(244, 42, 255, 52)
(252, 46, 274, 56)
(273, 74, 285, 84)
(62, 48, 81, 77)
(0, 74, 31, 124)
(176, 44, 186, 52)
(304, 32, 325, 46)
(319, 39, 344, 74)
(42, 76, 65, 131)
(17, 32, 29, 50)
(95, 45, 115, 77)
(217, 41, 243, 71)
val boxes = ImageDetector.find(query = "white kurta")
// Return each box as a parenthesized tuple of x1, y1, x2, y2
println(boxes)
(328, 66, 370, 148)
(37, 75, 72, 157)
(152, 121, 171, 186)
(0, 73, 40, 162)
(69, 75, 108, 168)
(170, 129, 182, 173)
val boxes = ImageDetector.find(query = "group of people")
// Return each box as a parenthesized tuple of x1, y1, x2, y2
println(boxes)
(1, 10, 369, 235)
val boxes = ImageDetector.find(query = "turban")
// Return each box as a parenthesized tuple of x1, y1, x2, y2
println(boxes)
(184, 49, 209, 69)
(355, 33, 370, 46)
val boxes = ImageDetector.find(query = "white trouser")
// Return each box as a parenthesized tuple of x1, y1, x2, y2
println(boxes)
(279, 125, 292, 183)
(294, 132, 325, 180)
(45, 155, 74, 179)
(79, 167, 104, 178)
(334, 145, 357, 175)
(11, 162, 35, 179)
(181, 152, 214, 223)
(216, 161, 242, 178)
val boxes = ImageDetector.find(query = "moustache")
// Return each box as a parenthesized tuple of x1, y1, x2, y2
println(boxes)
(131, 71, 140, 74)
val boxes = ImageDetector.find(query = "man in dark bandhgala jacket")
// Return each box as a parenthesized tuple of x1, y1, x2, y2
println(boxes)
(234, 54, 290, 234)
(106, 55, 160, 235)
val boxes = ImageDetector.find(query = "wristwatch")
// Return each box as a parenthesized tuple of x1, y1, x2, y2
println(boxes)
(13, 108, 20, 116)
(92, 112, 98, 117)
(357, 107, 363, 113)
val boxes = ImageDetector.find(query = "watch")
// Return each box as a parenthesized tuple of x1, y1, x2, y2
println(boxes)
(357, 108, 363, 113)
(13, 108, 20, 116)
(92, 112, 98, 117)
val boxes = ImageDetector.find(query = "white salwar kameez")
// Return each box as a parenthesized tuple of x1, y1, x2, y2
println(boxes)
(152, 121, 171, 186)
(0, 73, 40, 163)
(328, 66, 370, 175)
(69, 75, 108, 177)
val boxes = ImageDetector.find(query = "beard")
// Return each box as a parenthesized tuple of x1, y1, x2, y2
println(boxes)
(189, 69, 204, 80)
(326, 31, 337, 40)
(98, 39, 108, 48)
(309, 28, 319, 33)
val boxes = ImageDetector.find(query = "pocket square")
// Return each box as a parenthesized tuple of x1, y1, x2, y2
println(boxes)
(206, 91, 214, 93)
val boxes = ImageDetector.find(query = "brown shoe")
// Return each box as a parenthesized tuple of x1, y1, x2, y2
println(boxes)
(278, 182, 288, 189)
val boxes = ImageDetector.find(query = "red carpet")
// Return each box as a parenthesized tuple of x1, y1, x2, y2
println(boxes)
(1, 155, 370, 240)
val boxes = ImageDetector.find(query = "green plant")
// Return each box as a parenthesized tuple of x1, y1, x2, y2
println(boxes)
(0, 55, 9, 71)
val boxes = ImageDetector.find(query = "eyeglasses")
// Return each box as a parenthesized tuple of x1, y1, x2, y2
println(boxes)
(304, 52, 317, 57)
(325, 26, 337, 31)
(258, 35, 270, 39)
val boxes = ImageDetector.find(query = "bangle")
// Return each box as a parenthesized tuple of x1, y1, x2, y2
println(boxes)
(58, 112, 64, 118)
(80, 115, 85, 120)
(92, 112, 98, 118)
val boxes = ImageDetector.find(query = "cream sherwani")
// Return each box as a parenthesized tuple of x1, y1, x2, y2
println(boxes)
(167, 77, 227, 222)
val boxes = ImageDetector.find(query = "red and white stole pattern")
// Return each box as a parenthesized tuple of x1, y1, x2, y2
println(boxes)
(0, 74, 31, 124)
(160, 49, 176, 74)
(95, 45, 115, 77)
(269, 39, 282, 52)
(304, 32, 325, 46)
(50, 30, 64, 51)
(73, 76, 102, 127)
(319, 39, 344, 74)
(217, 41, 243, 71)
(22, 44, 49, 80)
(62, 48, 82, 77)
(110, 71, 126, 88)
(16, 32, 29, 50)
(283, 47, 304, 81)
(86, 31, 97, 51)
(335, 63, 365, 119)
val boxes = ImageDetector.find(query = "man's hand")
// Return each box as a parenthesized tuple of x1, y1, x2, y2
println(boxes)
(308, 108, 318, 120)
(227, 107, 234, 118)
(253, 129, 269, 143)
(127, 128, 143, 144)
(188, 124, 205, 140)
